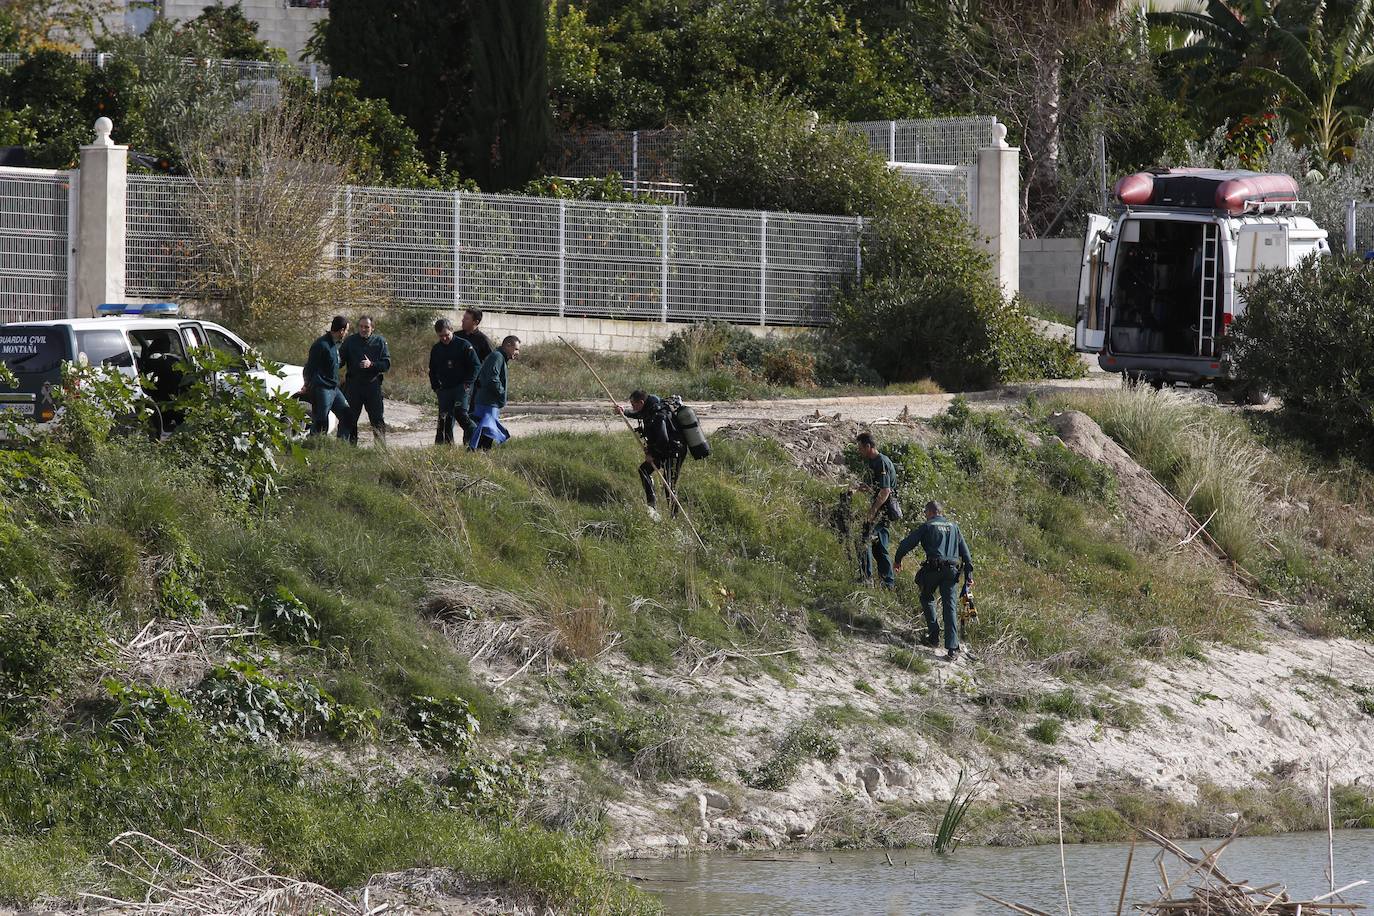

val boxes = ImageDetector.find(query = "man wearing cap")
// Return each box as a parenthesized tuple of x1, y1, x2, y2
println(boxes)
(894, 500, 975, 660)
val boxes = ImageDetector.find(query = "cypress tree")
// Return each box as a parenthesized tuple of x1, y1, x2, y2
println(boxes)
(469, 0, 551, 191)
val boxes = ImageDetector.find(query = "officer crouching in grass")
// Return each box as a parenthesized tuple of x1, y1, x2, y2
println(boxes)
(303, 315, 350, 438)
(339, 314, 391, 445)
(894, 500, 975, 661)
(854, 432, 898, 588)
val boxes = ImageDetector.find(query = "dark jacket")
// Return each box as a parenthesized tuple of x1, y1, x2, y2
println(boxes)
(625, 394, 680, 453)
(472, 348, 509, 409)
(429, 336, 480, 391)
(894, 515, 974, 575)
(340, 332, 391, 386)
(456, 329, 492, 363)
(304, 333, 340, 390)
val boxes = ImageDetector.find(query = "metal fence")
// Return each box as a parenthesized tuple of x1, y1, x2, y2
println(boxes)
(549, 116, 997, 216)
(0, 168, 73, 323)
(126, 176, 862, 326)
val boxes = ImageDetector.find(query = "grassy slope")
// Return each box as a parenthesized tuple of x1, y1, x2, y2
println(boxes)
(1, 388, 1373, 907)
(242, 312, 942, 405)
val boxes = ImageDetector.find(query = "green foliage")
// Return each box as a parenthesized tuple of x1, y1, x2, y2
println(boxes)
(0, 449, 91, 521)
(102, 680, 195, 742)
(1033, 439, 1114, 500)
(520, 173, 659, 202)
(49, 361, 149, 459)
(933, 768, 978, 854)
(179, 2, 281, 62)
(743, 721, 840, 790)
(314, 78, 467, 190)
(406, 695, 482, 754)
(547, 0, 934, 128)
(469, 0, 551, 190)
(1027, 717, 1063, 744)
(1232, 256, 1374, 462)
(168, 346, 307, 504)
(323, 0, 472, 171)
(256, 585, 318, 643)
(193, 662, 345, 743)
(652, 321, 816, 387)
(681, 91, 1081, 389)
(0, 593, 101, 722)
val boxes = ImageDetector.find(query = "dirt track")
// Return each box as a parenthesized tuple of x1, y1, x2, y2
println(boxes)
(372, 375, 1124, 449)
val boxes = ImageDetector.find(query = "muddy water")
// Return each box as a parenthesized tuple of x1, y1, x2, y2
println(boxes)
(630, 830, 1374, 915)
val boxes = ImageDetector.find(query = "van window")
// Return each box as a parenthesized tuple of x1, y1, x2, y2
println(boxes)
(0, 328, 66, 375)
(74, 329, 134, 369)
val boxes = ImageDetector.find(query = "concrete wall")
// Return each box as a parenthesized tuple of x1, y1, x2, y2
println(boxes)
(444, 312, 802, 356)
(162, 0, 326, 63)
(1019, 237, 1083, 319)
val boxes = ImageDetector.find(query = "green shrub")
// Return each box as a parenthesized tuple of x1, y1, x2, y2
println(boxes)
(743, 722, 840, 791)
(1027, 718, 1063, 744)
(0, 450, 91, 521)
(69, 524, 143, 608)
(257, 585, 319, 643)
(1034, 439, 1114, 500)
(406, 695, 481, 754)
(680, 91, 1083, 389)
(0, 598, 102, 721)
(193, 663, 344, 743)
(652, 321, 815, 387)
(1233, 255, 1374, 461)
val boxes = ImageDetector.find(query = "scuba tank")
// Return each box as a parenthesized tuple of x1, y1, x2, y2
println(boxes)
(666, 395, 710, 460)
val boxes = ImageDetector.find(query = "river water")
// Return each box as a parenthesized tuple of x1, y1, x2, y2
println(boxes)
(630, 830, 1374, 915)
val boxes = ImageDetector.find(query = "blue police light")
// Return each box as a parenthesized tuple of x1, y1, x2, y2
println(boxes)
(96, 303, 126, 317)
(138, 302, 180, 317)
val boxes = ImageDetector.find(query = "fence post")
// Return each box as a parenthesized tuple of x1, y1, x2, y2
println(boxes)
(96, 52, 106, 69)
(453, 190, 462, 310)
(75, 117, 126, 316)
(855, 216, 863, 281)
(558, 199, 566, 317)
(660, 206, 669, 323)
(343, 185, 353, 274)
(631, 131, 640, 196)
(976, 122, 1019, 298)
(309, 61, 320, 92)
(1346, 198, 1358, 254)
(758, 212, 768, 327)
(888, 120, 896, 161)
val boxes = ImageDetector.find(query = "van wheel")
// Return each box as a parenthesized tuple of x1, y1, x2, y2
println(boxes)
(1243, 386, 1272, 406)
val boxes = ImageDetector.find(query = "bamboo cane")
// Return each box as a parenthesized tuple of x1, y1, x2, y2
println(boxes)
(556, 336, 707, 550)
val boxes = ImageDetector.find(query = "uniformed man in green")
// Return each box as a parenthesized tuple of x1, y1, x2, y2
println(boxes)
(894, 500, 974, 660)
(854, 432, 897, 588)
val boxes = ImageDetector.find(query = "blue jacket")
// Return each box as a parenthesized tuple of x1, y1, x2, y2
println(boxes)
(473, 348, 508, 409)
(894, 515, 974, 575)
(304, 333, 340, 390)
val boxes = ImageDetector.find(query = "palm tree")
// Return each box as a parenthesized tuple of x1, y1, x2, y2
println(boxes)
(1251, 0, 1374, 162)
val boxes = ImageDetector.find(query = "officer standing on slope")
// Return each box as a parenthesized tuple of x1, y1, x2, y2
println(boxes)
(894, 500, 974, 661)
(304, 315, 350, 438)
(339, 314, 391, 445)
(854, 432, 898, 588)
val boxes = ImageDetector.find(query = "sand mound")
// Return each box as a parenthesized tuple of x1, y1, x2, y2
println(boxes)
(1047, 409, 1198, 548)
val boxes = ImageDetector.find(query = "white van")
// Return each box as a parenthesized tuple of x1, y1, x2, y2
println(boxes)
(1076, 168, 1329, 401)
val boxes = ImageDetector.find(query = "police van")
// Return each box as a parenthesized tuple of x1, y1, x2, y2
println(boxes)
(1076, 168, 1330, 402)
(0, 303, 309, 435)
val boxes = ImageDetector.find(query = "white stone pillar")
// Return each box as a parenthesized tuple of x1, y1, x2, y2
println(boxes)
(976, 123, 1019, 299)
(76, 117, 127, 315)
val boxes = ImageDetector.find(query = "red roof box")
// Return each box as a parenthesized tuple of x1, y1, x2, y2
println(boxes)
(1113, 169, 1299, 214)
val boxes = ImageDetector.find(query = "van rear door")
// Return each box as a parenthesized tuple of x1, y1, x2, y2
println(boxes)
(1075, 214, 1112, 353)
(0, 325, 72, 422)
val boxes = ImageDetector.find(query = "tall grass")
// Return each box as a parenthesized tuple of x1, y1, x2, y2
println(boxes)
(1084, 384, 1267, 565)
(933, 769, 979, 854)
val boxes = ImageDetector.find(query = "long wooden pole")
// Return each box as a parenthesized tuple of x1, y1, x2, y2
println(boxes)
(557, 336, 706, 550)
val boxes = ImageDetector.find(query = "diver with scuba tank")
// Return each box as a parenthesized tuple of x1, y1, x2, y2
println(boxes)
(615, 389, 710, 521)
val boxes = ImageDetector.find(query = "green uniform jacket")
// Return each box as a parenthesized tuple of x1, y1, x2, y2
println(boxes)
(472, 348, 508, 409)
(304, 333, 340, 390)
(893, 515, 974, 575)
(340, 332, 391, 385)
